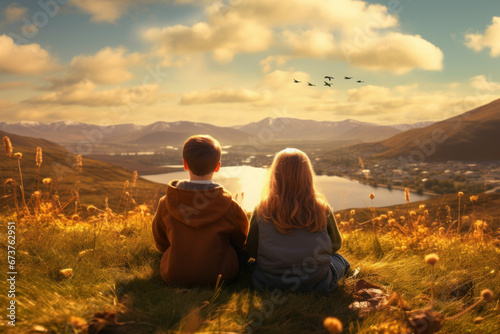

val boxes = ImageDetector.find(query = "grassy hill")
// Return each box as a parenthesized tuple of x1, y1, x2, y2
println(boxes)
(1, 201, 498, 333)
(337, 192, 500, 230)
(352, 98, 500, 161)
(0, 130, 164, 213)
(1, 130, 500, 333)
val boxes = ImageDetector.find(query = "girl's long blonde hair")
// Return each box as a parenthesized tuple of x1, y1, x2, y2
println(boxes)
(257, 148, 330, 233)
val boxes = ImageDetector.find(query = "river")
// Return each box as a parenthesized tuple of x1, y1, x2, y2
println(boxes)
(142, 166, 429, 211)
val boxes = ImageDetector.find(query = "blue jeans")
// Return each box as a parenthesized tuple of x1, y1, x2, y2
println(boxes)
(252, 254, 350, 293)
(328, 253, 351, 290)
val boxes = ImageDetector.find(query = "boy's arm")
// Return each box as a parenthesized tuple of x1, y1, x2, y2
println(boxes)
(229, 201, 249, 252)
(246, 210, 259, 259)
(326, 208, 342, 253)
(152, 196, 170, 252)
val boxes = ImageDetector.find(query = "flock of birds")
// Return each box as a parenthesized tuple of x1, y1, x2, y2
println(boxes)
(293, 76, 364, 87)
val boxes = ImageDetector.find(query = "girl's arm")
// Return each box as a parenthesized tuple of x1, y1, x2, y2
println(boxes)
(326, 208, 342, 253)
(246, 210, 260, 259)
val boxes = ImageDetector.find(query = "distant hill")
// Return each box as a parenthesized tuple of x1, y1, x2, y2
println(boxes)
(389, 121, 435, 132)
(116, 121, 251, 146)
(233, 118, 434, 143)
(354, 99, 500, 161)
(0, 121, 140, 145)
(0, 118, 433, 148)
(0, 130, 162, 211)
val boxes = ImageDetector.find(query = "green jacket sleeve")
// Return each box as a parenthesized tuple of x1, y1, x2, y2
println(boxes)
(326, 208, 342, 253)
(246, 209, 260, 259)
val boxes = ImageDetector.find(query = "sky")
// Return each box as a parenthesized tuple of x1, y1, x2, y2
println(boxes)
(0, 0, 500, 127)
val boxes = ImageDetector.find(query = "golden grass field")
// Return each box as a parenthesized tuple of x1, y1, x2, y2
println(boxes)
(1, 135, 499, 334)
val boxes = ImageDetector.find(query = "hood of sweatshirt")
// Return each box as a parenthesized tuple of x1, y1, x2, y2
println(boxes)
(165, 179, 234, 228)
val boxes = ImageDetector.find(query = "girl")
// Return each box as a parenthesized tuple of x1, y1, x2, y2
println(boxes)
(246, 148, 350, 292)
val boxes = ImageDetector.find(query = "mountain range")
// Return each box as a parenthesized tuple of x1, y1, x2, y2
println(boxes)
(0, 118, 433, 147)
(2, 98, 499, 162)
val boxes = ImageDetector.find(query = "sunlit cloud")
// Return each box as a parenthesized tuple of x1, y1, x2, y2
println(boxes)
(0, 34, 60, 75)
(180, 88, 270, 105)
(259, 55, 290, 73)
(143, 0, 442, 74)
(465, 17, 500, 57)
(342, 33, 443, 74)
(69, 0, 138, 23)
(24, 80, 162, 107)
(143, 16, 274, 64)
(470, 75, 500, 91)
(4, 3, 28, 22)
(46, 47, 144, 88)
(231, 0, 398, 30)
(282, 29, 337, 58)
(69, 0, 191, 23)
(307, 83, 497, 123)
(281, 31, 443, 74)
(258, 70, 310, 91)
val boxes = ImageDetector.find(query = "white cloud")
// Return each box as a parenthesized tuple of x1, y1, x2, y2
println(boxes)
(343, 33, 444, 74)
(180, 88, 270, 105)
(309, 84, 496, 122)
(259, 55, 290, 73)
(231, 0, 398, 31)
(282, 29, 337, 58)
(465, 17, 500, 57)
(69, 0, 134, 23)
(144, 13, 274, 63)
(48, 47, 144, 88)
(25, 80, 161, 107)
(470, 75, 500, 91)
(258, 70, 310, 91)
(276, 31, 443, 74)
(5, 3, 28, 22)
(143, 0, 442, 74)
(0, 34, 60, 75)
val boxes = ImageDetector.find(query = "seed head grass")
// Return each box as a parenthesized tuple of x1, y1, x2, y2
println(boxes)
(1, 142, 499, 333)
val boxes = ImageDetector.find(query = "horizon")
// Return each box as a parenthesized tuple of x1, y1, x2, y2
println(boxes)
(0, 113, 441, 128)
(1, 1, 500, 126)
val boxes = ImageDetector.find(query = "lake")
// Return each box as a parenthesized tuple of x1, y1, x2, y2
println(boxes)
(142, 166, 430, 211)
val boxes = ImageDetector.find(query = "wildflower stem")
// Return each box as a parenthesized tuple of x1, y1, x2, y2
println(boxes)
(17, 158, 29, 215)
(430, 267, 435, 307)
(445, 298, 483, 321)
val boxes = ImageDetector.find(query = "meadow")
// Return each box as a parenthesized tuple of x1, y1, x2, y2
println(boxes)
(1, 135, 500, 334)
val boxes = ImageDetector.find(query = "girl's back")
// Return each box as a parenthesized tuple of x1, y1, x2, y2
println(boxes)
(247, 148, 349, 292)
(248, 210, 337, 291)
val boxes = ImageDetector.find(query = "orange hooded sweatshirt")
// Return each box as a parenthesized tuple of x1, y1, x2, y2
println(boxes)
(152, 180, 249, 287)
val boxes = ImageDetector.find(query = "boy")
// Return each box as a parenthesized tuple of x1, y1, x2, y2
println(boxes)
(152, 135, 249, 287)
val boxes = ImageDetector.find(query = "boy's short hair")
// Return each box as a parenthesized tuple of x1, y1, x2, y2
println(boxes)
(183, 135, 222, 176)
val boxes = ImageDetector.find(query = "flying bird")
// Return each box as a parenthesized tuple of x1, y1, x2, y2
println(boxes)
(293, 79, 301, 83)
(344, 76, 353, 79)
(356, 80, 364, 83)
(324, 81, 331, 87)
(308, 82, 316, 86)
(324, 76, 334, 81)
